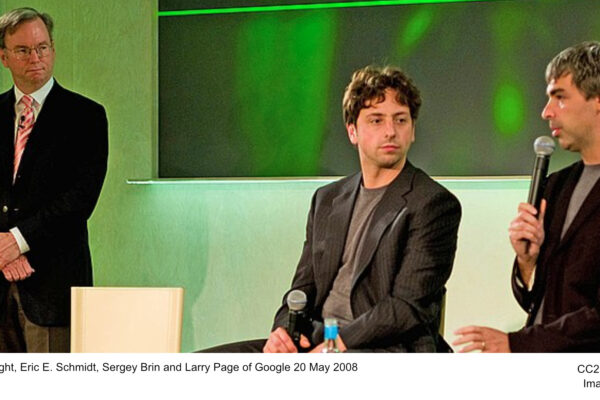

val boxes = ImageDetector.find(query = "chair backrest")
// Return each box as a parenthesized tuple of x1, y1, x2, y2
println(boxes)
(71, 287, 184, 353)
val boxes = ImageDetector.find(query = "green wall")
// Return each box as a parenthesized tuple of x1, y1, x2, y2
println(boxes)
(0, 0, 533, 352)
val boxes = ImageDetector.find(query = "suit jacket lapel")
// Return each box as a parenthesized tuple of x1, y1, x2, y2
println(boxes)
(319, 173, 361, 291)
(543, 162, 581, 256)
(351, 162, 413, 289)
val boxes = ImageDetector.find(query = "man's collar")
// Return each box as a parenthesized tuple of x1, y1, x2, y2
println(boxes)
(14, 77, 55, 106)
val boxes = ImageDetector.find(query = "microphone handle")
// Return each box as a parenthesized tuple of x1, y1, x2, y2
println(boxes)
(524, 154, 550, 252)
(527, 154, 550, 211)
(288, 310, 302, 344)
(288, 311, 298, 340)
(287, 310, 308, 351)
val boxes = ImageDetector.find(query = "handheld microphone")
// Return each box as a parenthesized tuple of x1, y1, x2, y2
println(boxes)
(527, 136, 555, 211)
(286, 289, 307, 349)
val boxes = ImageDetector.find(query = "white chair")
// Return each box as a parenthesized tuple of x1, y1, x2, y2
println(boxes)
(70, 287, 184, 353)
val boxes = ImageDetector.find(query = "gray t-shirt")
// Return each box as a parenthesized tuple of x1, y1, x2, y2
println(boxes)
(321, 184, 387, 326)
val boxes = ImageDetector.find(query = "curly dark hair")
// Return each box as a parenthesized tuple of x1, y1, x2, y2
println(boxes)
(342, 65, 422, 126)
(546, 41, 600, 99)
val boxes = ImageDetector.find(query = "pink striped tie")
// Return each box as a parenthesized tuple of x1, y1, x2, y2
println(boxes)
(13, 95, 34, 182)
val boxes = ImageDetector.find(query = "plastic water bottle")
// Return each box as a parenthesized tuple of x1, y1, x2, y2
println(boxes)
(321, 318, 340, 353)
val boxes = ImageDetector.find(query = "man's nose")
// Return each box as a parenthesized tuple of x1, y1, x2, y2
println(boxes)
(27, 49, 41, 62)
(541, 102, 553, 120)
(383, 120, 396, 137)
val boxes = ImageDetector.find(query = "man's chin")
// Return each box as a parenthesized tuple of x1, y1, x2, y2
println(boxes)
(377, 158, 405, 170)
(22, 76, 50, 91)
(557, 137, 574, 151)
(26, 72, 48, 81)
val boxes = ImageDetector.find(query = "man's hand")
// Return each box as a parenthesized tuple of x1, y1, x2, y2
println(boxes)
(2, 255, 34, 282)
(263, 327, 311, 353)
(509, 200, 546, 285)
(0, 232, 21, 269)
(309, 336, 348, 353)
(452, 326, 510, 353)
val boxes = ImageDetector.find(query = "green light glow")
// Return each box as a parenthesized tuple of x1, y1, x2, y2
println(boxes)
(396, 7, 436, 56)
(493, 83, 525, 137)
(158, 0, 502, 17)
(490, 5, 527, 139)
(234, 12, 337, 176)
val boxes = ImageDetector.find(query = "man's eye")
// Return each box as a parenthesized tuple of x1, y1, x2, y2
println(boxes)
(15, 49, 28, 56)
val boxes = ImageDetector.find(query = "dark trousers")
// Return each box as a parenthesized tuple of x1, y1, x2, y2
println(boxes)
(0, 284, 69, 353)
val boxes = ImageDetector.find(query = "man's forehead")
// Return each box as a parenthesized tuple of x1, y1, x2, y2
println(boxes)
(362, 100, 409, 113)
(547, 73, 573, 93)
(363, 90, 408, 109)
(5, 18, 50, 41)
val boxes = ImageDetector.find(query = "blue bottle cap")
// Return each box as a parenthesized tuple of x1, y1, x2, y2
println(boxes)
(324, 324, 338, 340)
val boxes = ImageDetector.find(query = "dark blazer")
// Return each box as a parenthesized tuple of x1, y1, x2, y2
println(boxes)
(273, 162, 461, 352)
(509, 161, 600, 352)
(0, 81, 108, 327)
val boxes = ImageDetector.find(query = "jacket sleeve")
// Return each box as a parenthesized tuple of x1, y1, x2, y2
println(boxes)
(272, 191, 319, 332)
(508, 300, 600, 352)
(511, 259, 536, 313)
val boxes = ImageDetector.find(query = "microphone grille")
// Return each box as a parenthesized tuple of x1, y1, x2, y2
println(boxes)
(533, 136, 555, 156)
(286, 290, 307, 311)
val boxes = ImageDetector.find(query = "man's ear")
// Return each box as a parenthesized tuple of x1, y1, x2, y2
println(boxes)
(347, 124, 358, 145)
(594, 96, 600, 114)
(0, 50, 7, 67)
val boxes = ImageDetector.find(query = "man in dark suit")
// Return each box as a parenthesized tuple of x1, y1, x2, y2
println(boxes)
(0, 8, 108, 352)
(454, 42, 600, 352)
(202, 65, 461, 353)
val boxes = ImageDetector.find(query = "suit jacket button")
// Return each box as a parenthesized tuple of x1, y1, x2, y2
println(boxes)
(1, 206, 7, 213)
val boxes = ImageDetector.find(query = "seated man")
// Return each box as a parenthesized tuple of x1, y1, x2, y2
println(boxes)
(205, 65, 461, 352)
